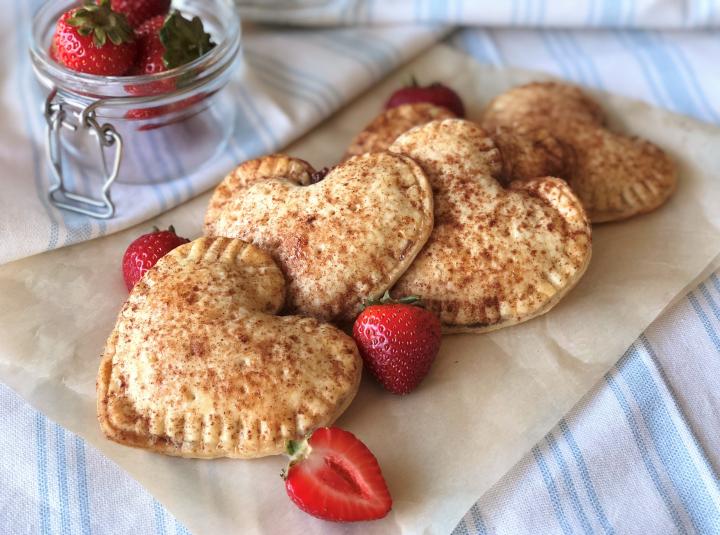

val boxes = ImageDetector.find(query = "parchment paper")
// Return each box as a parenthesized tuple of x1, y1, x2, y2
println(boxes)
(1, 45, 719, 534)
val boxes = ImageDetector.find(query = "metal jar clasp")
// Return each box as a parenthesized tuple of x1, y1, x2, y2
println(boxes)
(44, 88, 123, 219)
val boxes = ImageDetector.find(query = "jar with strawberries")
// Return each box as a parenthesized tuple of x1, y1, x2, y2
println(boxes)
(29, 0, 241, 218)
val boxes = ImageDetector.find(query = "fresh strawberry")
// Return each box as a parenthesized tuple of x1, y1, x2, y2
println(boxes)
(121, 225, 189, 290)
(385, 79, 465, 118)
(124, 92, 209, 129)
(353, 292, 441, 395)
(130, 15, 167, 77)
(102, 0, 171, 28)
(283, 427, 392, 522)
(125, 11, 216, 120)
(52, 0, 137, 76)
(130, 11, 215, 78)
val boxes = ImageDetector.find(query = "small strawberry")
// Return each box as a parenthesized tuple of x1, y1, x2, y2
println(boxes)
(283, 427, 392, 522)
(130, 15, 168, 77)
(125, 11, 216, 120)
(102, 0, 171, 28)
(353, 292, 441, 395)
(385, 79, 465, 118)
(125, 92, 209, 129)
(121, 225, 189, 290)
(130, 11, 216, 78)
(52, 0, 137, 76)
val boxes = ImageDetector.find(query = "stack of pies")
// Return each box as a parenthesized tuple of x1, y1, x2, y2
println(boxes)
(97, 81, 677, 458)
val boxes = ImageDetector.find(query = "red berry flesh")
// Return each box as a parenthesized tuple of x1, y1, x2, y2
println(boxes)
(284, 427, 392, 522)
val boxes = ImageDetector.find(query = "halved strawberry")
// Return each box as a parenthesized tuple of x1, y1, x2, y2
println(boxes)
(283, 427, 392, 522)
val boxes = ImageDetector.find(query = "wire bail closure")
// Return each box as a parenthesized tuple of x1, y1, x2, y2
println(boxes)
(45, 88, 123, 219)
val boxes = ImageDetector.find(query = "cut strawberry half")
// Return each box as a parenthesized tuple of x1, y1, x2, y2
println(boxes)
(283, 427, 392, 522)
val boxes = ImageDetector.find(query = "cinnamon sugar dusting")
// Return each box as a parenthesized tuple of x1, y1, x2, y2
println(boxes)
(389, 119, 592, 332)
(482, 81, 677, 222)
(97, 237, 362, 459)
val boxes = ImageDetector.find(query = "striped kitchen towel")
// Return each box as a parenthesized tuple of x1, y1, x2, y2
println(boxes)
(453, 276, 720, 534)
(0, 380, 191, 535)
(236, 0, 720, 28)
(449, 27, 720, 126)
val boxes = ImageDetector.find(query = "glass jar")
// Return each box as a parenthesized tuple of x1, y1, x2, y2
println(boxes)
(29, 0, 241, 218)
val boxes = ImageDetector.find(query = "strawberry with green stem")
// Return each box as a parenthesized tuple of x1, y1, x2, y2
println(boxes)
(125, 11, 216, 122)
(353, 291, 442, 395)
(52, 0, 138, 76)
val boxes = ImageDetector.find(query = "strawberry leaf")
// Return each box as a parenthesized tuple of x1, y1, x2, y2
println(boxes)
(66, 1, 134, 49)
(286, 439, 301, 456)
(160, 11, 216, 70)
(362, 290, 422, 309)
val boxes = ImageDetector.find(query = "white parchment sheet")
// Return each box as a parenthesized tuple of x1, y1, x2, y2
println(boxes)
(1, 46, 719, 534)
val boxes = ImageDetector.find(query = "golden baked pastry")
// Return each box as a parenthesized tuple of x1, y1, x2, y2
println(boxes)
(389, 119, 592, 333)
(97, 237, 362, 459)
(481, 81, 677, 222)
(489, 125, 573, 185)
(344, 103, 456, 159)
(204, 153, 434, 323)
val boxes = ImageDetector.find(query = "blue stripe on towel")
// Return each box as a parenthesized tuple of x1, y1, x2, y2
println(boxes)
(626, 31, 703, 118)
(712, 273, 720, 298)
(621, 345, 720, 533)
(688, 292, 720, 352)
(546, 432, 594, 535)
(614, 30, 671, 109)
(532, 445, 575, 535)
(35, 414, 51, 535)
(657, 32, 720, 124)
(606, 366, 689, 534)
(245, 56, 327, 115)
(55, 425, 72, 534)
(468, 502, 488, 534)
(558, 419, 615, 534)
(246, 49, 343, 107)
(75, 437, 92, 535)
(541, 31, 578, 82)
(153, 499, 168, 535)
(699, 282, 720, 322)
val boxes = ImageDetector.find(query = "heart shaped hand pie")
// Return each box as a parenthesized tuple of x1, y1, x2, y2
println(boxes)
(204, 153, 434, 323)
(97, 237, 362, 458)
(345, 103, 456, 160)
(388, 119, 592, 333)
(482, 82, 677, 222)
